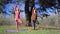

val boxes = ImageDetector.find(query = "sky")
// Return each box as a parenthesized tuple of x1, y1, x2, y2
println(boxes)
(3, 0, 57, 18)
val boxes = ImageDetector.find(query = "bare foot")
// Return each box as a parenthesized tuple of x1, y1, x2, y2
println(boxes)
(16, 30, 19, 32)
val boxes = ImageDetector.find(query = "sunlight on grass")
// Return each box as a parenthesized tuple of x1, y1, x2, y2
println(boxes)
(0, 26, 60, 34)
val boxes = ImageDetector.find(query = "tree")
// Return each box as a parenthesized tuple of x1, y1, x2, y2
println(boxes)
(25, 0, 35, 27)
(38, 0, 55, 7)
(0, 0, 8, 13)
(25, 0, 30, 26)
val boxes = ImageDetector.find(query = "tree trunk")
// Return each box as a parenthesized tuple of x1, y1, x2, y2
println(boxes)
(25, 0, 35, 27)
(25, 0, 31, 27)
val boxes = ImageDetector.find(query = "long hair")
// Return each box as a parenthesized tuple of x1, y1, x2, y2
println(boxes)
(32, 7, 37, 21)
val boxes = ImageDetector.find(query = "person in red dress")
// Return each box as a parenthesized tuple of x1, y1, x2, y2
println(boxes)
(14, 1, 23, 32)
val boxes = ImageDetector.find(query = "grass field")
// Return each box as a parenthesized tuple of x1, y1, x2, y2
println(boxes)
(0, 15, 60, 34)
(0, 26, 60, 34)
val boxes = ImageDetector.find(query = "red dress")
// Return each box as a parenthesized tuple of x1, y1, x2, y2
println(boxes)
(14, 6, 22, 24)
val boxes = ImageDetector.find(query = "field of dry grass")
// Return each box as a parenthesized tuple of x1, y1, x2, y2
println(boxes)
(0, 13, 60, 27)
(0, 13, 60, 34)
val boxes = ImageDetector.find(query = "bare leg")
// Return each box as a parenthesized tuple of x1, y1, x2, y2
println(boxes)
(18, 18, 23, 27)
(16, 20, 19, 32)
(18, 18, 23, 24)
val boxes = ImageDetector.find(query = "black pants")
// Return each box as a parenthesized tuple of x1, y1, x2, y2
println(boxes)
(33, 20, 39, 30)
(33, 20, 36, 30)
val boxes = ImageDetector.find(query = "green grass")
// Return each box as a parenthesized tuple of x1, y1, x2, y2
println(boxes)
(0, 26, 60, 34)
